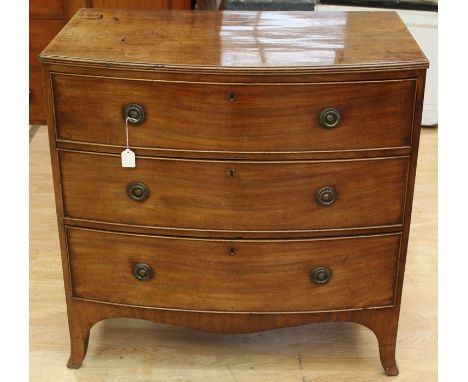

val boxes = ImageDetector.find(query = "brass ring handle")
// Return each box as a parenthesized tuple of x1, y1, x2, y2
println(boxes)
(311, 266, 331, 285)
(133, 263, 153, 281)
(123, 103, 145, 125)
(319, 107, 341, 128)
(316, 186, 336, 207)
(127, 181, 149, 202)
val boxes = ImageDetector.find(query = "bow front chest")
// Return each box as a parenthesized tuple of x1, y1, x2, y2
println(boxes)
(40, 8, 428, 375)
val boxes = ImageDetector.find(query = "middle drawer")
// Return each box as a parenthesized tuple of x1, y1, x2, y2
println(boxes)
(59, 150, 409, 232)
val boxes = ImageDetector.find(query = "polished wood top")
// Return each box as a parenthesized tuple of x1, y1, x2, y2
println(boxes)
(40, 9, 428, 72)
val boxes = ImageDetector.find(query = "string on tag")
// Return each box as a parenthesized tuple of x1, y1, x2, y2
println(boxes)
(125, 116, 137, 150)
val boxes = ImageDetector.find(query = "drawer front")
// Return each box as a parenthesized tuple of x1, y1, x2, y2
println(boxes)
(53, 74, 416, 152)
(60, 151, 408, 231)
(68, 228, 400, 312)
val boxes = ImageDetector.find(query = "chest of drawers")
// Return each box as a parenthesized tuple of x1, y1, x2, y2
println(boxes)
(40, 8, 428, 375)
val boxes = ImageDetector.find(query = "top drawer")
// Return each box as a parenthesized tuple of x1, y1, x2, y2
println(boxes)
(52, 74, 416, 154)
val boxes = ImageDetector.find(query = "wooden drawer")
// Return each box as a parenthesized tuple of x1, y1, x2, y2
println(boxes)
(52, 74, 416, 153)
(59, 150, 409, 232)
(67, 227, 400, 312)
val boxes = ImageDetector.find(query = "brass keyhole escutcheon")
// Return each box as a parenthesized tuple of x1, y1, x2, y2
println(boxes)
(228, 92, 236, 102)
(228, 168, 236, 177)
(229, 247, 236, 256)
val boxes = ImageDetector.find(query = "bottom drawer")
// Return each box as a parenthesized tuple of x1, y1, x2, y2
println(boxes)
(67, 227, 401, 313)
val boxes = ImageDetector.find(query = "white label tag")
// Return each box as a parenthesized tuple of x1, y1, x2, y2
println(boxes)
(121, 149, 136, 168)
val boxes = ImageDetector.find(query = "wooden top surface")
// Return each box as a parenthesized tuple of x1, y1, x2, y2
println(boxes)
(40, 8, 428, 72)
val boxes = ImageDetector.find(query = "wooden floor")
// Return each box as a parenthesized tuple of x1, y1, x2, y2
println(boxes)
(30, 126, 437, 382)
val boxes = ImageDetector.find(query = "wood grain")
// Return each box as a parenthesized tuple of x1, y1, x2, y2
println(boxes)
(90, 0, 169, 9)
(59, 151, 409, 232)
(39, 9, 428, 71)
(52, 74, 417, 153)
(30, 0, 65, 18)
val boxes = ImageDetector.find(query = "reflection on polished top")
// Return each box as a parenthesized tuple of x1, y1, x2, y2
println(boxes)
(41, 9, 428, 71)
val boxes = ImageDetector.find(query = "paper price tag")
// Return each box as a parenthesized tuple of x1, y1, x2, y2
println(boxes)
(121, 148, 136, 168)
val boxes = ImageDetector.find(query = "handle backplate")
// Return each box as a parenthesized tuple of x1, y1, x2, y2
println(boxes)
(123, 103, 145, 125)
(311, 266, 331, 285)
(319, 107, 341, 129)
(127, 181, 149, 202)
(316, 186, 336, 207)
(133, 263, 153, 281)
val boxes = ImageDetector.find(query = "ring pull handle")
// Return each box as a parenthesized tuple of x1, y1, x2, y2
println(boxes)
(123, 103, 145, 125)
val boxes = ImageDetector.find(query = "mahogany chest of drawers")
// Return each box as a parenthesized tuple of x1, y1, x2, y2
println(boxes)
(40, 9, 428, 375)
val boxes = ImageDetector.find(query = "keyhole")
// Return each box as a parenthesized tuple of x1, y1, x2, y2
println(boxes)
(229, 247, 236, 256)
(228, 168, 236, 177)
(228, 92, 236, 102)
